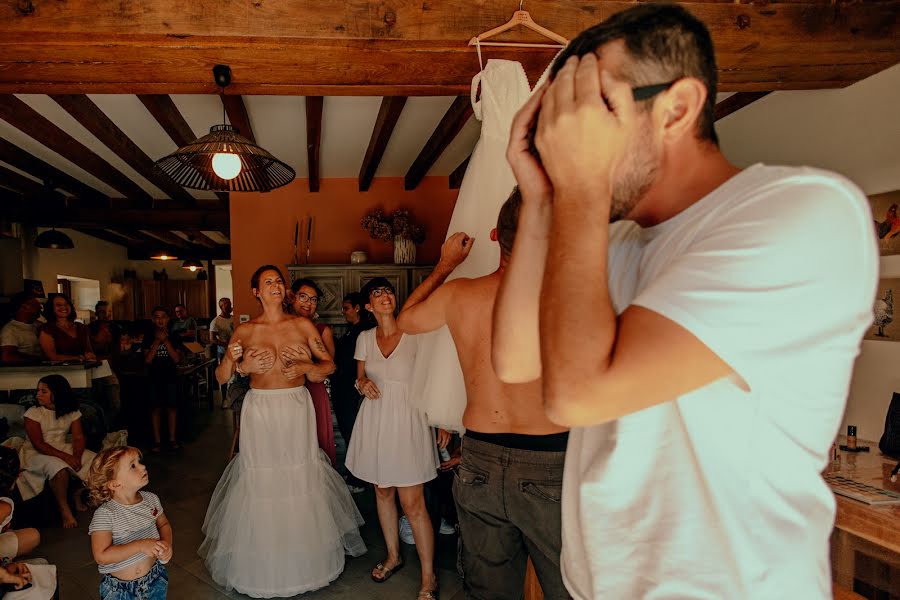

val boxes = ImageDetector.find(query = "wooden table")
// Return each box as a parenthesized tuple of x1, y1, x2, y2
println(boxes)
(0, 362, 97, 391)
(827, 441, 900, 596)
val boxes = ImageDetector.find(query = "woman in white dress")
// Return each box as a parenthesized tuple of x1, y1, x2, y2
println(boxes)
(346, 277, 440, 599)
(199, 265, 366, 598)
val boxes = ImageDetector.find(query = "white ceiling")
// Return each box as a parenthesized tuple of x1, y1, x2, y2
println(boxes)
(0, 93, 485, 200)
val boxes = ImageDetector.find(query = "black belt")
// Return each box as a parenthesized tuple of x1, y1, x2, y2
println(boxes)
(465, 430, 569, 452)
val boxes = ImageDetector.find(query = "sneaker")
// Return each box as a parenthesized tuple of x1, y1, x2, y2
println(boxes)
(347, 483, 366, 494)
(399, 515, 415, 545)
(439, 518, 456, 535)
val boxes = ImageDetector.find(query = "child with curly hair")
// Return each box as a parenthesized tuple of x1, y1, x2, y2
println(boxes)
(87, 447, 173, 600)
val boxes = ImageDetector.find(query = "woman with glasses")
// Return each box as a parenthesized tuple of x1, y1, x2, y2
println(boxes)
(346, 277, 440, 600)
(289, 278, 337, 467)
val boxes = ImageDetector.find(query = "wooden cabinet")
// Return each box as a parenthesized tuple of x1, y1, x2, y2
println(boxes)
(287, 264, 433, 326)
(132, 279, 208, 319)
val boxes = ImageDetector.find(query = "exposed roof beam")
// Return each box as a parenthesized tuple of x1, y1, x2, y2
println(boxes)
(179, 231, 219, 249)
(2, 195, 228, 230)
(449, 156, 470, 190)
(128, 246, 230, 261)
(49, 94, 195, 204)
(405, 96, 472, 191)
(138, 94, 229, 205)
(0, 95, 153, 203)
(0, 164, 64, 202)
(1, 1, 896, 94)
(0, 138, 107, 201)
(714, 92, 771, 121)
(74, 228, 131, 247)
(359, 96, 407, 192)
(306, 96, 323, 193)
(221, 95, 255, 143)
(139, 230, 195, 250)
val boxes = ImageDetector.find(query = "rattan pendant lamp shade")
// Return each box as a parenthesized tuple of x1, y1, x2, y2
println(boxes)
(154, 65, 295, 193)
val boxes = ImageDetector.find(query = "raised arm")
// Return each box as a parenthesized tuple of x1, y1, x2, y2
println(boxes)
(303, 320, 335, 383)
(492, 86, 553, 384)
(397, 233, 472, 335)
(215, 324, 248, 384)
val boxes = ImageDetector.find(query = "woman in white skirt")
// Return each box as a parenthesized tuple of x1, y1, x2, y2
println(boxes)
(199, 265, 366, 598)
(346, 277, 440, 599)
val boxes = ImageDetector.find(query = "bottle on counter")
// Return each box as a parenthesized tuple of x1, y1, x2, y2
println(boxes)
(846, 425, 857, 450)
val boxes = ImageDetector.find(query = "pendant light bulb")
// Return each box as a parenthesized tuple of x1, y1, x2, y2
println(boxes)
(212, 152, 242, 180)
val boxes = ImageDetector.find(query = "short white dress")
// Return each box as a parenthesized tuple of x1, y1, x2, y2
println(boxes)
(346, 330, 439, 487)
(17, 407, 95, 501)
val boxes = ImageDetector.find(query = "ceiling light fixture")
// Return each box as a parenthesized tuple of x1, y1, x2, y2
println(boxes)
(181, 259, 204, 272)
(34, 228, 74, 249)
(150, 251, 178, 261)
(153, 64, 295, 192)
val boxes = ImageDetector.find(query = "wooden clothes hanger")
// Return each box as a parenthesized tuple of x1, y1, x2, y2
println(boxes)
(468, 1, 569, 49)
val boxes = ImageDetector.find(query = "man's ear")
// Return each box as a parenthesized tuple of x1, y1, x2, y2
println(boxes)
(490, 228, 498, 242)
(657, 77, 707, 141)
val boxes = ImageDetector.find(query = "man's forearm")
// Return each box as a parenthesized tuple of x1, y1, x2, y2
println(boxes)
(402, 262, 454, 313)
(541, 189, 616, 422)
(492, 200, 551, 383)
(307, 360, 335, 383)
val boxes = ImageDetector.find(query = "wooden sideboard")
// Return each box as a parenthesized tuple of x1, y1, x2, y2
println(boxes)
(286, 264, 434, 327)
(828, 443, 900, 597)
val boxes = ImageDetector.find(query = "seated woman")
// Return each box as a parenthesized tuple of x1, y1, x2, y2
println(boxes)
(0, 446, 40, 559)
(38, 294, 96, 363)
(18, 375, 96, 528)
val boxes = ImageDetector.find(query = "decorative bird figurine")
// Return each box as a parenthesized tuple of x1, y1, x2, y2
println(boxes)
(874, 288, 894, 337)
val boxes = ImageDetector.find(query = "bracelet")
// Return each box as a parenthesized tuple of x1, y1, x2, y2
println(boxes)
(354, 379, 363, 394)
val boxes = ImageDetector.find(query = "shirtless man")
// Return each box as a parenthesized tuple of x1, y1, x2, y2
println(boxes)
(397, 192, 570, 600)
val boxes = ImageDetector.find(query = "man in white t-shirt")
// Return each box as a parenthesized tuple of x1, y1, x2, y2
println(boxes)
(1, 293, 42, 363)
(492, 4, 877, 599)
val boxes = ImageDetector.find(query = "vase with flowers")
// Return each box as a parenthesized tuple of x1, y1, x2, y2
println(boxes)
(361, 208, 426, 265)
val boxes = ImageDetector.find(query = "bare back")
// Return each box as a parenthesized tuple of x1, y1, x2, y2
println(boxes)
(233, 315, 318, 389)
(445, 273, 566, 435)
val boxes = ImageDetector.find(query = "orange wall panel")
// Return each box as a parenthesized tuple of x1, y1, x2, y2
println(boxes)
(231, 177, 458, 318)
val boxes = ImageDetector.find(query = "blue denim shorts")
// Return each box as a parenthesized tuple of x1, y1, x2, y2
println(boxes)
(99, 561, 168, 600)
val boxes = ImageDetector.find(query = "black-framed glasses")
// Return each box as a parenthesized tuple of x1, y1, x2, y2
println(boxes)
(631, 80, 678, 101)
(370, 287, 395, 298)
(296, 292, 319, 304)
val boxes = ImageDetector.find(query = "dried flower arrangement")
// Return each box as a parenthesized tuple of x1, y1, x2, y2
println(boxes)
(360, 208, 426, 244)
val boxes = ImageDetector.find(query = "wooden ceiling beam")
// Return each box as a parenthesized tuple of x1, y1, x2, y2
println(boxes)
(139, 230, 195, 250)
(0, 138, 107, 201)
(221, 95, 255, 143)
(49, 94, 195, 204)
(179, 231, 219, 249)
(73, 228, 131, 247)
(2, 197, 229, 230)
(306, 96, 323, 193)
(0, 1, 897, 94)
(405, 96, 472, 191)
(138, 94, 229, 205)
(359, 96, 407, 192)
(449, 156, 470, 190)
(0, 95, 153, 203)
(127, 246, 230, 261)
(0, 164, 65, 202)
(714, 92, 771, 121)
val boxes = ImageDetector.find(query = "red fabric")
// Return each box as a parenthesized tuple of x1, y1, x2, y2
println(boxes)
(41, 322, 89, 357)
(307, 322, 336, 467)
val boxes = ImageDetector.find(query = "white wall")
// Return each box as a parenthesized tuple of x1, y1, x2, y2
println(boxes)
(214, 264, 233, 307)
(718, 63, 900, 441)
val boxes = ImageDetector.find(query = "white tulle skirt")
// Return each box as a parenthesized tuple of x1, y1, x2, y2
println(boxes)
(199, 387, 366, 598)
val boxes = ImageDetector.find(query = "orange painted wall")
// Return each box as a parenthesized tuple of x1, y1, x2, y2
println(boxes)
(231, 177, 458, 318)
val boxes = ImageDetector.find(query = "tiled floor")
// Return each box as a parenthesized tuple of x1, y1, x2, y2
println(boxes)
(35, 401, 464, 599)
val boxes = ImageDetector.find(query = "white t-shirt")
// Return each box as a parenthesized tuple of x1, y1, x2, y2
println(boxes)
(0, 320, 41, 358)
(561, 165, 877, 600)
(210, 315, 234, 346)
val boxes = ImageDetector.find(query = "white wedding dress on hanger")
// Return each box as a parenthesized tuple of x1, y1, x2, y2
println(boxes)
(410, 58, 553, 431)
